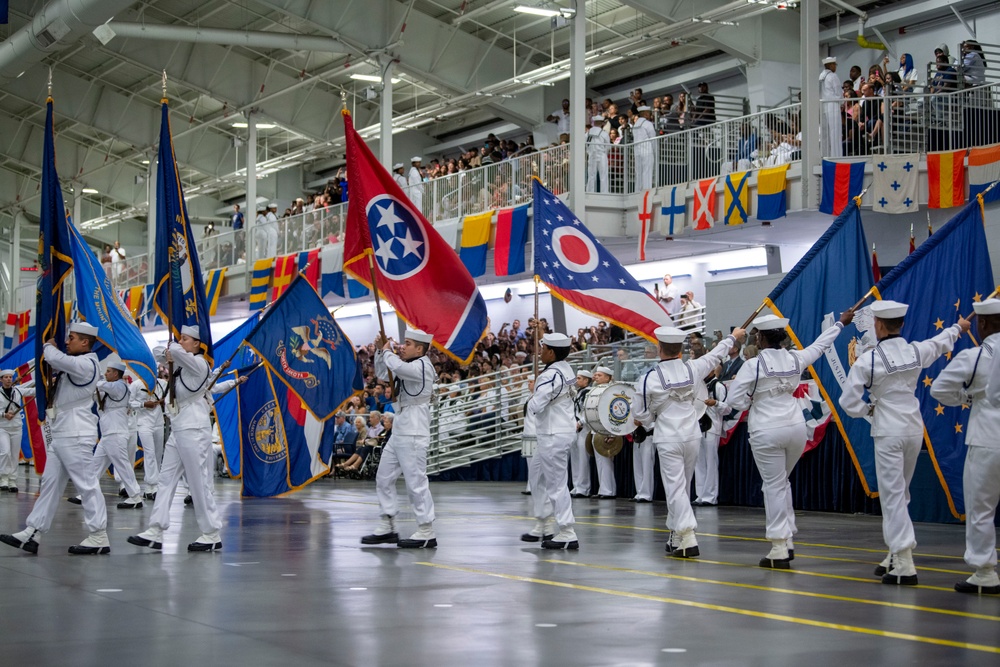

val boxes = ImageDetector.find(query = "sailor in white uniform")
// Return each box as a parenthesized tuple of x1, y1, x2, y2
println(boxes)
(520, 375, 557, 543)
(129, 325, 223, 552)
(392, 163, 408, 190)
(694, 367, 730, 506)
(131, 363, 167, 500)
(591, 366, 618, 499)
(729, 311, 853, 569)
(407, 157, 424, 214)
(633, 326, 745, 557)
(93, 359, 143, 509)
(842, 300, 967, 585)
(586, 116, 610, 193)
(361, 328, 438, 548)
(525, 333, 579, 549)
(265, 202, 280, 257)
(0, 368, 34, 493)
(569, 369, 593, 498)
(631, 105, 657, 191)
(932, 298, 1000, 595)
(1, 321, 109, 555)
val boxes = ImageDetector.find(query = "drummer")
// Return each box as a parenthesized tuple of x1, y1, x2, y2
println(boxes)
(590, 366, 617, 499)
(633, 326, 746, 558)
(570, 370, 593, 498)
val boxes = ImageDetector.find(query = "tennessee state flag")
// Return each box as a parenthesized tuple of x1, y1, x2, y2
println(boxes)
(819, 159, 865, 215)
(494, 204, 529, 276)
(271, 253, 297, 301)
(458, 210, 494, 278)
(927, 149, 966, 209)
(342, 111, 488, 364)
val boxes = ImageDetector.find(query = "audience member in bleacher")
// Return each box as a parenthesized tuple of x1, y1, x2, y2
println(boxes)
(820, 57, 843, 158)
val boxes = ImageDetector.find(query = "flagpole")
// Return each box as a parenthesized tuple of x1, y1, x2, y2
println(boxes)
(212, 362, 264, 402)
(162, 73, 178, 411)
(533, 276, 540, 379)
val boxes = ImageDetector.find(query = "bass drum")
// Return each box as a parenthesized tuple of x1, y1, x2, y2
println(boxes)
(583, 382, 637, 437)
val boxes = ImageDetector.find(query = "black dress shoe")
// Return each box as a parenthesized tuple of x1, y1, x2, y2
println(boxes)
(692, 500, 717, 507)
(0, 533, 39, 554)
(398, 537, 437, 549)
(759, 556, 792, 570)
(788, 549, 795, 561)
(881, 572, 918, 586)
(184, 495, 193, 506)
(68, 544, 110, 555)
(67, 497, 82, 505)
(6, 486, 17, 494)
(143, 492, 157, 501)
(127, 535, 162, 550)
(520, 533, 555, 543)
(118, 488, 128, 498)
(635, 498, 652, 503)
(541, 538, 579, 550)
(188, 540, 223, 552)
(874, 563, 889, 577)
(673, 545, 700, 559)
(117, 501, 143, 510)
(596, 495, 616, 499)
(954, 581, 1000, 595)
(0, 485, 8, 492)
(665, 541, 674, 554)
(360, 532, 399, 545)
(569, 492, 588, 499)
(520, 491, 532, 495)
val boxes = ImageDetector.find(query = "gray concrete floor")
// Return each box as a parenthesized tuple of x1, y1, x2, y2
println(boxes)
(1, 466, 998, 666)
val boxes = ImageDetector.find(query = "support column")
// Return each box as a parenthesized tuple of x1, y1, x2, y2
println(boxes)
(568, 0, 586, 212)
(380, 56, 394, 170)
(10, 212, 23, 313)
(745, 11, 801, 112)
(800, 0, 820, 210)
(146, 157, 157, 283)
(245, 111, 258, 291)
(765, 245, 782, 274)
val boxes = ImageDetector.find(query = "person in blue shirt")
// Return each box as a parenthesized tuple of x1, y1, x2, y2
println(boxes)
(332, 412, 357, 456)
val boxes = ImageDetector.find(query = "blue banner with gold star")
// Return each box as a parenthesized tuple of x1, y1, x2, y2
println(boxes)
(875, 201, 994, 518)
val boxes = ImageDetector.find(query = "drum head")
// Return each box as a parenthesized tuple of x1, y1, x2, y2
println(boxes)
(583, 382, 637, 437)
(694, 379, 709, 419)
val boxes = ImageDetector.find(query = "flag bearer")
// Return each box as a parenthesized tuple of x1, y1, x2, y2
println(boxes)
(131, 364, 167, 500)
(932, 298, 1000, 595)
(841, 300, 966, 585)
(362, 328, 438, 548)
(94, 359, 143, 509)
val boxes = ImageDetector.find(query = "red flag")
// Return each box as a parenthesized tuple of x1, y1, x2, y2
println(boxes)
(15, 362, 45, 473)
(871, 244, 881, 283)
(341, 111, 488, 364)
(637, 190, 652, 261)
(271, 254, 297, 301)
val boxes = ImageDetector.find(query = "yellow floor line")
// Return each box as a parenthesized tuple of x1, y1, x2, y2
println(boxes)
(417, 562, 1000, 655)
(546, 560, 1000, 622)
(795, 553, 969, 575)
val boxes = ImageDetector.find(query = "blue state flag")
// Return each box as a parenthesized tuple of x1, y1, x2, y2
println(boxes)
(66, 220, 157, 390)
(875, 200, 994, 518)
(35, 98, 74, 418)
(766, 202, 879, 495)
(244, 275, 362, 421)
(152, 100, 213, 359)
(211, 313, 261, 478)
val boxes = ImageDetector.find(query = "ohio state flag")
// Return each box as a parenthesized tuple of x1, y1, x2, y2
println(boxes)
(341, 111, 488, 363)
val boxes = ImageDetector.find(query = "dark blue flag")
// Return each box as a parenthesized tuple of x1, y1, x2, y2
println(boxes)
(35, 98, 74, 419)
(152, 100, 213, 359)
(244, 275, 362, 421)
(875, 201, 994, 518)
(767, 203, 878, 495)
(210, 313, 261, 478)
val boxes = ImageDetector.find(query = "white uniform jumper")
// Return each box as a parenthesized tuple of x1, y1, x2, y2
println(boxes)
(631, 116, 656, 191)
(141, 348, 222, 548)
(695, 379, 730, 505)
(585, 125, 610, 193)
(94, 378, 141, 503)
(131, 378, 166, 496)
(570, 385, 592, 496)
(841, 324, 960, 578)
(25, 345, 106, 543)
(591, 381, 618, 498)
(729, 323, 844, 556)
(633, 335, 736, 555)
(0, 384, 33, 490)
(528, 359, 578, 545)
(522, 395, 555, 540)
(407, 166, 424, 214)
(934, 332, 1000, 591)
(374, 350, 437, 533)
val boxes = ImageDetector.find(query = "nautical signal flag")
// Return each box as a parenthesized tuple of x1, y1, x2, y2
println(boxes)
(297, 248, 320, 289)
(926, 149, 966, 209)
(320, 244, 345, 298)
(271, 253, 297, 301)
(723, 171, 749, 225)
(659, 184, 687, 236)
(342, 110, 488, 364)
(458, 210, 494, 278)
(250, 258, 272, 311)
(204, 268, 227, 316)
(638, 190, 653, 261)
(2, 313, 15, 355)
(494, 204, 529, 276)
(871, 154, 919, 214)
(346, 276, 370, 298)
(968, 143, 1000, 202)
(819, 159, 865, 215)
(693, 178, 716, 229)
(756, 164, 789, 221)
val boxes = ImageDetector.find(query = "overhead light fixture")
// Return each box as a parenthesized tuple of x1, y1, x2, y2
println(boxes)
(692, 17, 739, 26)
(82, 188, 99, 194)
(350, 73, 401, 84)
(231, 122, 277, 129)
(514, 5, 575, 18)
(141, 159, 150, 164)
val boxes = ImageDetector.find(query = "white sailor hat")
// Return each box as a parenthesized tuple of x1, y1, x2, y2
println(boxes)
(973, 298, 1000, 316)
(870, 300, 908, 319)
(637, 105, 652, 112)
(69, 321, 98, 337)
(541, 332, 571, 348)
(107, 360, 126, 372)
(752, 314, 789, 331)
(594, 365, 613, 377)
(576, 369, 593, 379)
(269, 201, 278, 208)
(591, 115, 605, 122)
(411, 156, 423, 162)
(393, 163, 404, 170)
(404, 328, 433, 344)
(180, 324, 201, 339)
(0, 369, 14, 377)
(514, 351, 528, 359)
(152, 345, 166, 360)
(822, 56, 837, 65)
(653, 326, 687, 344)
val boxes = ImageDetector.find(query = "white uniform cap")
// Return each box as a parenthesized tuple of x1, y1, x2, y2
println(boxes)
(0, 369, 14, 377)
(514, 351, 527, 359)
(822, 56, 837, 65)
(541, 332, 571, 348)
(594, 366, 613, 377)
(637, 105, 651, 112)
(653, 326, 687, 343)
(752, 314, 790, 331)
(870, 300, 908, 319)
(269, 201, 278, 208)
(973, 298, 1000, 316)
(107, 360, 126, 372)
(591, 115, 605, 122)
(404, 328, 433, 344)
(411, 156, 422, 162)
(152, 345, 166, 360)
(576, 369, 593, 379)
(393, 163, 404, 170)
(181, 324, 202, 339)
(69, 321, 98, 337)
